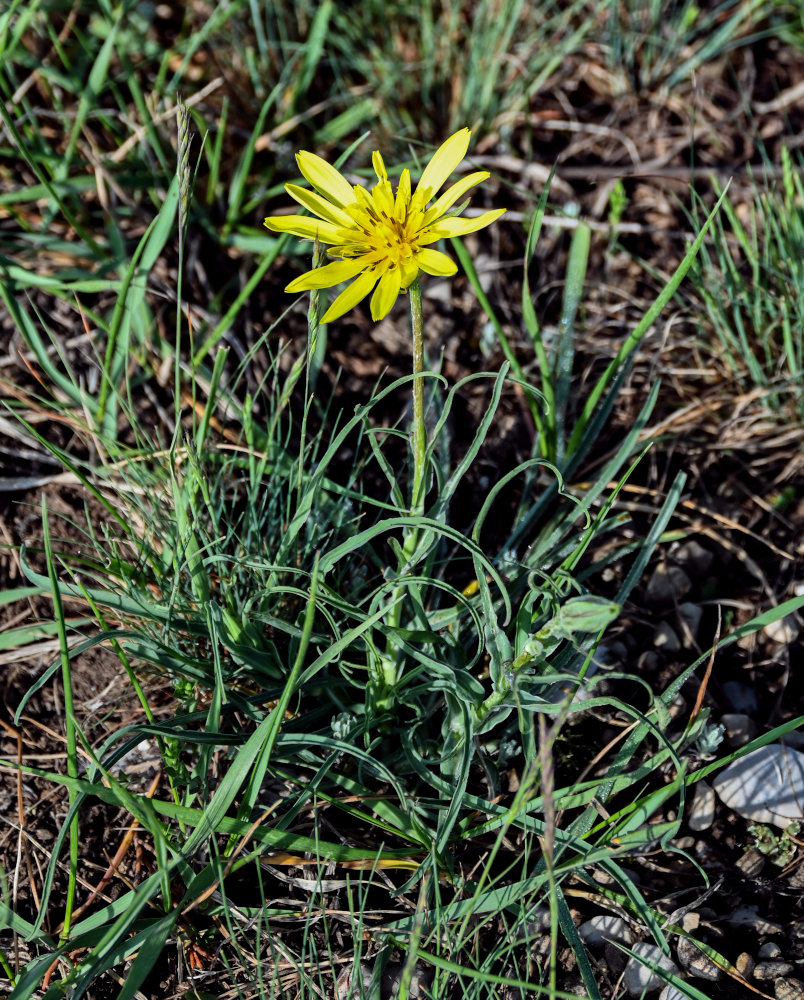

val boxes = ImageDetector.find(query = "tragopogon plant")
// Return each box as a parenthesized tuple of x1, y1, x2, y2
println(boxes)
(265, 130, 504, 710)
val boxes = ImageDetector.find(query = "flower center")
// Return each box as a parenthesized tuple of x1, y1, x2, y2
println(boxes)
(367, 214, 415, 267)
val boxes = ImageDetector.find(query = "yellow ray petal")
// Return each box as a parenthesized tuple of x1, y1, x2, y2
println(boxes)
(371, 177, 395, 219)
(320, 268, 379, 323)
(264, 215, 344, 243)
(285, 184, 355, 228)
(296, 150, 356, 209)
(394, 169, 411, 223)
(372, 150, 388, 184)
(414, 128, 471, 202)
(423, 171, 490, 225)
(370, 266, 403, 321)
(400, 260, 419, 288)
(286, 258, 366, 292)
(414, 247, 458, 277)
(421, 208, 506, 241)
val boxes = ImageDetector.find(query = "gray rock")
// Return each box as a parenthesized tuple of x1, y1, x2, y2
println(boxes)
(653, 621, 681, 653)
(759, 942, 782, 960)
(673, 539, 713, 576)
(722, 713, 757, 748)
(638, 650, 660, 673)
(623, 943, 679, 996)
(676, 936, 721, 981)
(755, 961, 795, 980)
(513, 906, 551, 938)
(647, 564, 692, 605)
(381, 963, 432, 998)
(713, 744, 804, 828)
(688, 781, 716, 832)
(721, 680, 759, 713)
(678, 602, 703, 644)
(578, 915, 633, 949)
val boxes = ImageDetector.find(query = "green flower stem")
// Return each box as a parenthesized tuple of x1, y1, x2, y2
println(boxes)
(409, 276, 426, 517)
(375, 278, 428, 705)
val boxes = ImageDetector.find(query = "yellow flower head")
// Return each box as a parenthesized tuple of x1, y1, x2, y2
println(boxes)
(264, 128, 505, 324)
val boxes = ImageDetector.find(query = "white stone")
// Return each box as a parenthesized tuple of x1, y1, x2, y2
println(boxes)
(726, 905, 783, 935)
(688, 781, 716, 831)
(712, 744, 804, 828)
(578, 915, 633, 949)
(623, 943, 679, 996)
(335, 963, 373, 1000)
(658, 988, 687, 1000)
(763, 615, 799, 645)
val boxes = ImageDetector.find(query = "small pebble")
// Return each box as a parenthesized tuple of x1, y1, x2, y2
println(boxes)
(578, 915, 632, 949)
(336, 963, 373, 1000)
(513, 906, 551, 938)
(763, 616, 799, 645)
(755, 961, 795, 981)
(646, 563, 692, 605)
(673, 539, 713, 576)
(721, 713, 757, 747)
(735, 847, 766, 878)
(688, 781, 716, 832)
(721, 680, 759, 713)
(676, 936, 721, 981)
(623, 943, 679, 996)
(658, 988, 686, 1000)
(638, 650, 660, 673)
(776, 978, 804, 1000)
(736, 953, 755, 978)
(668, 692, 687, 718)
(653, 621, 681, 652)
(759, 942, 782, 960)
(678, 602, 703, 644)
(681, 912, 700, 932)
(381, 962, 431, 998)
